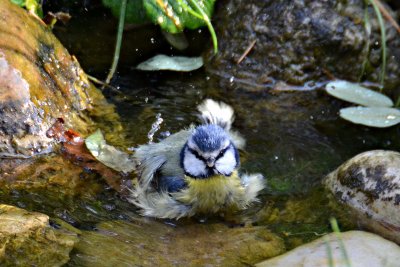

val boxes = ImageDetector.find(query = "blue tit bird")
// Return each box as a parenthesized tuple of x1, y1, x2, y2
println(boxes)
(129, 99, 265, 219)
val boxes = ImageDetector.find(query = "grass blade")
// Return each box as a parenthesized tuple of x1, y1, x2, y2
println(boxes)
(359, 6, 371, 82)
(188, 0, 218, 54)
(369, 0, 387, 90)
(104, 0, 127, 85)
(330, 218, 352, 267)
(325, 234, 335, 267)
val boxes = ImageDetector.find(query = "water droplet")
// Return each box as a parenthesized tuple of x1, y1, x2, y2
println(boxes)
(147, 113, 163, 144)
(387, 115, 396, 120)
(150, 38, 155, 44)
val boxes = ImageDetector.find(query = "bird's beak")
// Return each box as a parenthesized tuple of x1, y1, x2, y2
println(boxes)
(206, 157, 215, 168)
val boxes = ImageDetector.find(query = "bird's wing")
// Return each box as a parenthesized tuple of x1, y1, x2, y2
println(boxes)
(136, 154, 166, 190)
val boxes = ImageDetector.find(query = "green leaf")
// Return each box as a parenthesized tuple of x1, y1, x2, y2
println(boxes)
(10, 0, 42, 17)
(340, 106, 400, 128)
(85, 130, 135, 173)
(143, 0, 216, 33)
(102, 0, 150, 24)
(326, 80, 393, 107)
(136, 54, 203, 71)
(102, 0, 218, 53)
(10, 0, 25, 5)
(161, 31, 189, 50)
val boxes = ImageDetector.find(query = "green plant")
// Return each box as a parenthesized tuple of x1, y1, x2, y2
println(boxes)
(367, 0, 387, 90)
(104, 0, 127, 85)
(327, 218, 352, 267)
(10, 0, 42, 17)
(359, 6, 371, 82)
(102, 0, 218, 54)
(101, 0, 218, 84)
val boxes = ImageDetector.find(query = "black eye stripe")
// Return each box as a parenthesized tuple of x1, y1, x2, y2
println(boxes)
(187, 146, 207, 164)
(215, 143, 232, 161)
(188, 143, 232, 163)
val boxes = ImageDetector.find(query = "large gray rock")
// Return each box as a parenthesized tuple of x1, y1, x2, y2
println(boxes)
(256, 231, 400, 267)
(324, 150, 400, 244)
(206, 0, 400, 91)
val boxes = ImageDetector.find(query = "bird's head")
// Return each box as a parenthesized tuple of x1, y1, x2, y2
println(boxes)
(180, 124, 239, 179)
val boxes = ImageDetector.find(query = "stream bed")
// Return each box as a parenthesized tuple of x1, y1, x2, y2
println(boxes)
(3, 2, 400, 266)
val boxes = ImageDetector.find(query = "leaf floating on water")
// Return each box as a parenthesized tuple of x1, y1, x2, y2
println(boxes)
(85, 130, 135, 173)
(326, 80, 393, 107)
(340, 107, 400, 128)
(136, 55, 203, 71)
(46, 121, 127, 194)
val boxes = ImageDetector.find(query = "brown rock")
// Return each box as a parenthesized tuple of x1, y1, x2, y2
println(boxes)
(0, 204, 78, 266)
(0, 0, 121, 157)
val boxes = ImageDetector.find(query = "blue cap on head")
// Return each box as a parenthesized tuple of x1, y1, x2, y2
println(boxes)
(191, 124, 229, 152)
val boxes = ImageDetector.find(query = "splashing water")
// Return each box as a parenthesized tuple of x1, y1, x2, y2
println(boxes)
(147, 113, 163, 144)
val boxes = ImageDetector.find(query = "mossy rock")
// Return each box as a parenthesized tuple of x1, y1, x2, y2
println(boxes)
(0, 0, 121, 157)
(0, 204, 78, 266)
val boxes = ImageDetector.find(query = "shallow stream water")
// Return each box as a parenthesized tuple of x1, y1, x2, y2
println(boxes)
(5, 4, 400, 266)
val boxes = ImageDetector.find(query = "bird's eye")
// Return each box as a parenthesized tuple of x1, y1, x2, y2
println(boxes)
(219, 150, 225, 157)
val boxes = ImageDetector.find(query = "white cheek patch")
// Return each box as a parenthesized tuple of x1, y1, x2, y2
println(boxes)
(183, 149, 207, 177)
(215, 146, 237, 175)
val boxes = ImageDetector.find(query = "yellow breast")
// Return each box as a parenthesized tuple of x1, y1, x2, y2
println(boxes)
(173, 171, 248, 214)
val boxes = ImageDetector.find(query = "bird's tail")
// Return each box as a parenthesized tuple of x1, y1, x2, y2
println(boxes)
(197, 99, 235, 131)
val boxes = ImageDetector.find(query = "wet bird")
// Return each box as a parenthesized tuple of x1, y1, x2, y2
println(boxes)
(129, 99, 265, 219)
